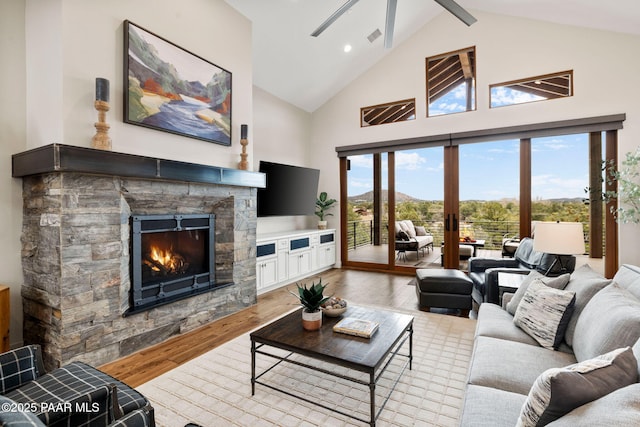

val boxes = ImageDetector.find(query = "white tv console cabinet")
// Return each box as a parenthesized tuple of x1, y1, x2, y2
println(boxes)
(256, 229, 336, 294)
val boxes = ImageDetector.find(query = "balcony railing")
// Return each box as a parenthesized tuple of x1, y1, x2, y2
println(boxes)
(347, 219, 594, 253)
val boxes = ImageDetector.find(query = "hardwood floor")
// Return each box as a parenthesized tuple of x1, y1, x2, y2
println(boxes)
(100, 268, 419, 387)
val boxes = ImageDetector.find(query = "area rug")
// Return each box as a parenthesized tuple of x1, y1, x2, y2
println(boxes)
(137, 307, 476, 427)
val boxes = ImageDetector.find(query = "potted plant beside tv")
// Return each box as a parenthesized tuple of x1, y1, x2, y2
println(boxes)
(315, 191, 337, 230)
(291, 279, 330, 331)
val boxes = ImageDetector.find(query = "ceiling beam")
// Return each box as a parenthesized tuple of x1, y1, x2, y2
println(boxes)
(384, 0, 397, 49)
(311, 0, 361, 37)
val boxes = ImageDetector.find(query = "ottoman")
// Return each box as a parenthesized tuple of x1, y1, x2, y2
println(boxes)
(415, 269, 473, 317)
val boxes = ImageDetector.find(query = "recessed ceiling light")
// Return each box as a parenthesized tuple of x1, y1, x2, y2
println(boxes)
(344, 44, 352, 53)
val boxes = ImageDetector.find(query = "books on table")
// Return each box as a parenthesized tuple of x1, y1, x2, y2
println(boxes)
(333, 317, 379, 338)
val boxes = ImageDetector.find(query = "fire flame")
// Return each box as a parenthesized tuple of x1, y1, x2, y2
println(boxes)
(147, 244, 187, 275)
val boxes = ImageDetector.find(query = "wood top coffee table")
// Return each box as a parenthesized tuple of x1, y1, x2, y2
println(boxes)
(250, 306, 413, 426)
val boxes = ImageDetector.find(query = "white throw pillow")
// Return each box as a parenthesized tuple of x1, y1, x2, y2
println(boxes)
(513, 279, 576, 350)
(506, 271, 570, 315)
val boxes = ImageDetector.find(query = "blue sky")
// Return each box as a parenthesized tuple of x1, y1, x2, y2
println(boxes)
(349, 84, 592, 201)
(348, 133, 591, 201)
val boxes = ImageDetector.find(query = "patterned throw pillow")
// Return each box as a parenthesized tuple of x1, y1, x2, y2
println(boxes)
(506, 271, 570, 315)
(513, 279, 576, 350)
(516, 347, 638, 427)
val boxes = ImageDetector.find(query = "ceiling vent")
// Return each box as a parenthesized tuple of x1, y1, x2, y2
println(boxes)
(367, 28, 382, 43)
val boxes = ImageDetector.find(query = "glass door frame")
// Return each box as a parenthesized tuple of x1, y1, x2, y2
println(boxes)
(337, 115, 622, 277)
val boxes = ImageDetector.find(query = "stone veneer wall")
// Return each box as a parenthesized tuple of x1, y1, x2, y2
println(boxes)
(20, 172, 257, 370)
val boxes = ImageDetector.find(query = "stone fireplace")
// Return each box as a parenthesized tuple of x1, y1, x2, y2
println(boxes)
(12, 144, 265, 371)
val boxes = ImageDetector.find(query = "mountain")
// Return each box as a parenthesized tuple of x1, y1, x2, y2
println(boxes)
(348, 190, 420, 204)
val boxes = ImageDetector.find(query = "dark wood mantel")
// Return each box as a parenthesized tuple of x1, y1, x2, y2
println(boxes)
(12, 143, 266, 188)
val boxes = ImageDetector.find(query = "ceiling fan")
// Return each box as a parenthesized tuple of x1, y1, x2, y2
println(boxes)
(311, 0, 477, 49)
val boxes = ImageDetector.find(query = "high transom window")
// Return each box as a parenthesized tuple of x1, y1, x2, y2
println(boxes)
(490, 70, 573, 108)
(361, 99, 416, 127)
(426, 46, 476, 117)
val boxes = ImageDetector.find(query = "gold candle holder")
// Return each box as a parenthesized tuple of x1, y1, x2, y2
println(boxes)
(92, 100, 112, 150)
(238, 124, 249, 170)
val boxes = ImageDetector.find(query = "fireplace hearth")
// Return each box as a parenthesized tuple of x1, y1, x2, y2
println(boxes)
(129, 214, 231, 315)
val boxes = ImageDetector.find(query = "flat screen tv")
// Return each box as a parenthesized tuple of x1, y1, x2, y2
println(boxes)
(257, 161, 320, 217)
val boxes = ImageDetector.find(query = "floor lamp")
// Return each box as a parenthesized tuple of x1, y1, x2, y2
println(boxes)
(533, 222, 585, 275)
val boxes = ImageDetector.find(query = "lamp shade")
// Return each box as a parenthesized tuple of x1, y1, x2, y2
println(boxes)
(533, 222, 585, 255)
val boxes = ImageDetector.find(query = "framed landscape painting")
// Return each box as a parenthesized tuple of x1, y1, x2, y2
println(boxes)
(124, 20, 232, 146)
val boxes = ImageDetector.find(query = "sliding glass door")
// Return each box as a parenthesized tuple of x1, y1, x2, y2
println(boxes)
(339, 120, 620, 276)
(457, 140, 520, 261)
(344, 153, 390, 266)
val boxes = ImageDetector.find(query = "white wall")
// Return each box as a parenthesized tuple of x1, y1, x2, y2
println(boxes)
(0, 0, 27, 348)
(253, 86, 316, 234)
(24, 0, 253, 168)
(309, 10, 640, 266)
(2, 0, 253, 347)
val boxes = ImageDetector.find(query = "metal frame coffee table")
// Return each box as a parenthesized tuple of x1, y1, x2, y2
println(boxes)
(250, 306, 413, 426)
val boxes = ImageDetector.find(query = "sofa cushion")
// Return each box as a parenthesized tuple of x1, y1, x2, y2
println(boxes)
(546, 383, 640, 427)
(506, 272, 570, 315)
(562, 264, 612, 347)
(572, 283, 640, 361)
(612, 264, 640, 298)
(399, 220, 416, 237)
(475, 303, 539, 346)
(516, 346, 638, 427)
(634, 338, 640, 378)
(459, 385, 527, 427)
(468, 336, 577, 395)
(513, 280, 576, 350)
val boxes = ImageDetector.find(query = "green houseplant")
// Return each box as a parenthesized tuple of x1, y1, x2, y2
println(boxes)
(290, 279, 330, 331)
(315, 192, 337, 229)
(605, 148, 640, 224)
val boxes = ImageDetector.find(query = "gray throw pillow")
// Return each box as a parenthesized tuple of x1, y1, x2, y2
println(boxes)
(506, 271, 570, 315)
(0, 395, 46, 426)
(516, 347, 638, 427)
(546, 384, 640, 427)
(572, 283, 640, 361)
(415, 225, 428, 236)
(563, 264, 612, 347)
(513, 279, 576, 350)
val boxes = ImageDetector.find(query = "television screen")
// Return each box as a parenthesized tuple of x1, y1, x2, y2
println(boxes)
(257, 161, 320, 217)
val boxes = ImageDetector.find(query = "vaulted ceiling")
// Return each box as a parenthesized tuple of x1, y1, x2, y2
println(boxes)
(224, 0, 640, 112)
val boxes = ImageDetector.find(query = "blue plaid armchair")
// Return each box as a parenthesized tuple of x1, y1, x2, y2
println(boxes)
(0, 345, 154, 427)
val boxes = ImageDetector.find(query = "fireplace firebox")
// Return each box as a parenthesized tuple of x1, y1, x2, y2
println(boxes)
(128, 214, 229, 315)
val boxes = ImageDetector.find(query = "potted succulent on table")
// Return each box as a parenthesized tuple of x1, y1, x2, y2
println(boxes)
(315, 191, 337, 230)
(290, 279, 330, 331)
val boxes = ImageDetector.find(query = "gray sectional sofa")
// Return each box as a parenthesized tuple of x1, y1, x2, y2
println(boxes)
(460, 263, 640, 426)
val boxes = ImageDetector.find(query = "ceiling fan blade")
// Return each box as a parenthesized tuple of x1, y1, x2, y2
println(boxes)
(384, 0, 397, 49)
(433, 0, 477, 26)
(311, 0, 361, 37)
